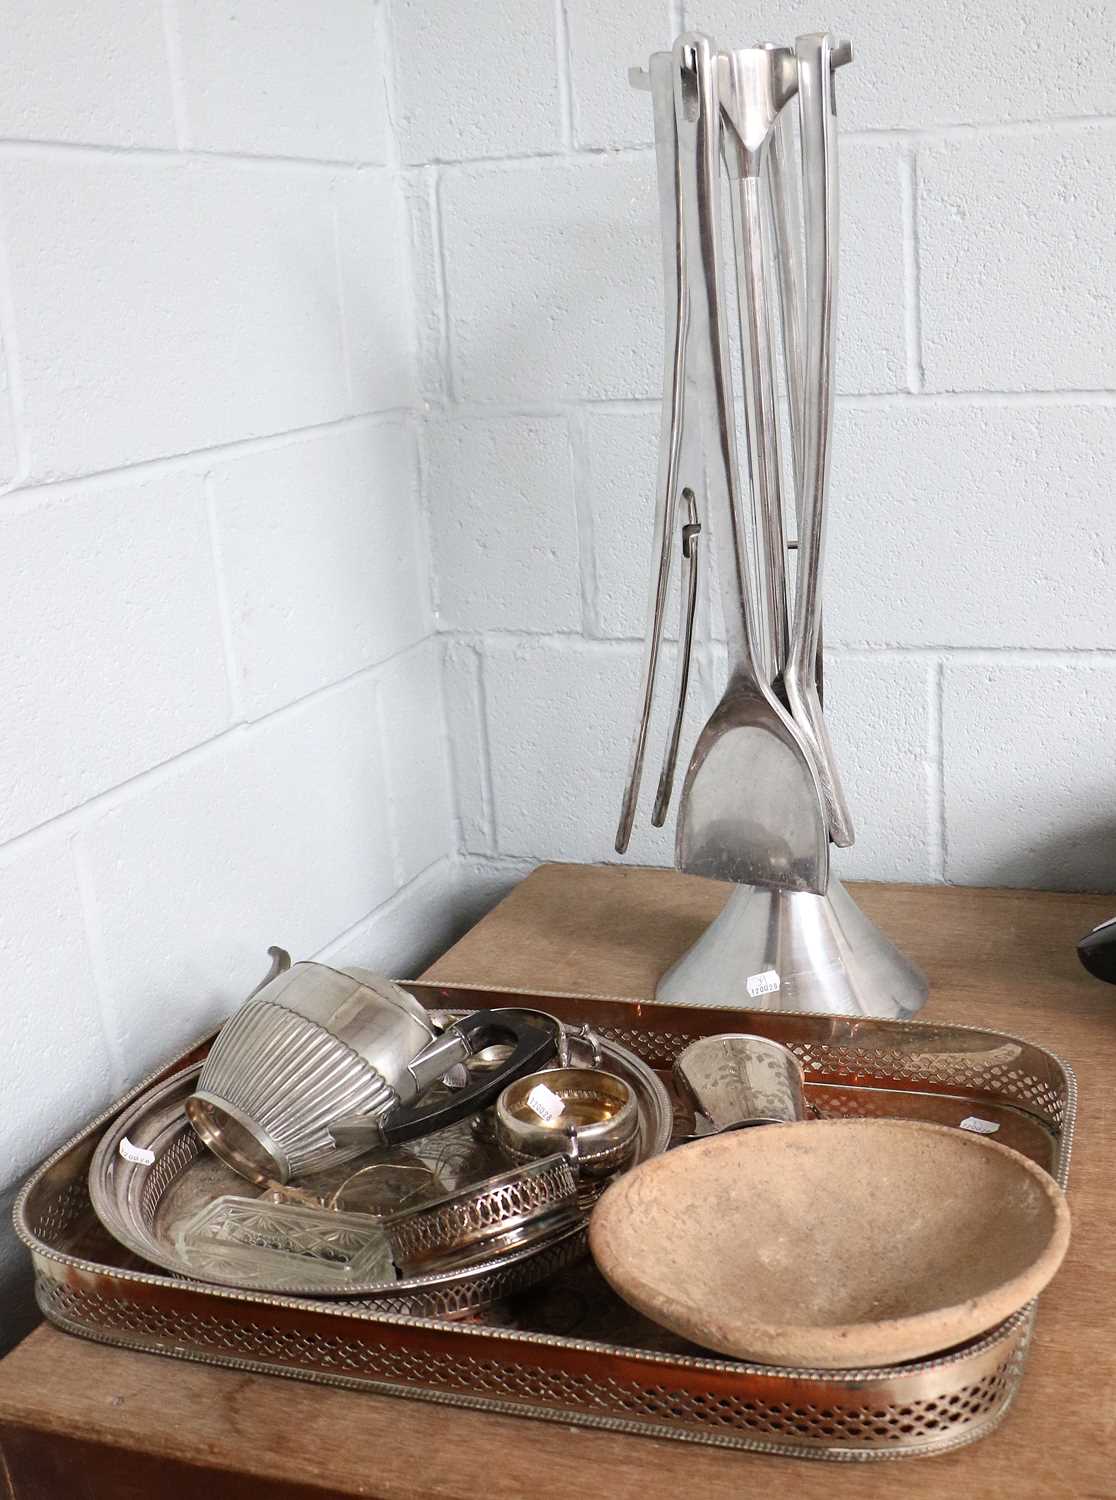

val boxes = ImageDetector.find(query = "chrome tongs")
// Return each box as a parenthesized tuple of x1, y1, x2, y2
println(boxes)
(616, 32, 854, 858)
(614, 46, 698, 852)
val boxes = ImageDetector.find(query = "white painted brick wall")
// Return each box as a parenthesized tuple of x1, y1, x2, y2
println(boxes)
(942, 662, 1116, 890)
(0, 474, 230, 842)
(424, 415, 582, 632)
(566, 0, 671, 150)
(1, 156, 350, 479)
(389, 0, 562, 164)
(440, 157, 662, 402)
(0, 1, 176, 147)
(78, 672, 404, 1082)
(4, 0, 1115, 1348)
(826, 403, 1116, 649)
(335, 170, 418, 411)
(0, 2, 455, 1341)
(688, 0, 1116, 130)
(210, 421, 430, 717)
(173, 0, 391, 163)
(918, 126, 1115, 391)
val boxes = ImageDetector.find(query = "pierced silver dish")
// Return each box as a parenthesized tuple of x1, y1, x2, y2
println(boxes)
(87, 1030, 671, 1303)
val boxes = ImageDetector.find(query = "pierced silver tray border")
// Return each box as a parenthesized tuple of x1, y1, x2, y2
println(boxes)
(35, 1295, 1034, 1464)
(14, 991, 1076, 1463)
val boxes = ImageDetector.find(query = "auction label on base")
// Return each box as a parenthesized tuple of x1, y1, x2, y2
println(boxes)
(746, 969, 781, 998)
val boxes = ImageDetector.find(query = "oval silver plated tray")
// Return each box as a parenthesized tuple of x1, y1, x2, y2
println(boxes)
(88, 1035, 671, 1302)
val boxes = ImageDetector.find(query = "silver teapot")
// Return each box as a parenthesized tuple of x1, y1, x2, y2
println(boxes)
(186, 957, 556, 1183)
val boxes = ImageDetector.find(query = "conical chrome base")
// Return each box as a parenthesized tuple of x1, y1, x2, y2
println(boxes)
(655, 879, 927, 1018)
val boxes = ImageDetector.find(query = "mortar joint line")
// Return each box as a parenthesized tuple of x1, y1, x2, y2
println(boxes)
(416, 391, 1116, 426)
(935, 659, 948, 882)
(842, 111, 1116, 147)
(0, 409, 419, 515)
(554, 0, 576, 151)
(377, 0, 404, 172)
(444, 142, 654, 170)
(397, 172, 428, 403)
(433, 630, 1116, 665)
(429, 169, 456, 402)
(369, 671, 410, 890)
(837, 388, 1116, 410)
(473, 644, 500, 856)
(159, 0, 191, 151)
(0, 136, 381, 174)
(70, 833, 127, 1096)
(202, 469, 244, 723)
(439, 640, 477, 857)
(0, 641, 436, 872)
(900, 144, 925, 394)
(0, 110, 1109, 175)
(566, 405, 602, 637)
(922, 657, 943, 882)
(330, 188, 357, 411)
(427, 634, 462, 867)
(412, 413, 440, 625)
(0, 176, 31, 492)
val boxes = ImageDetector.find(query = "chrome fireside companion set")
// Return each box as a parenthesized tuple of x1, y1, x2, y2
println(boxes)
(616, 33, 926, 1021)
(15, 32, 1075, 1465)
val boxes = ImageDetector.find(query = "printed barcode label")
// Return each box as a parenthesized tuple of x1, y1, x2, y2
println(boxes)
(960, 1116, 1000, 1135)
(746, 969, 781, 998)
(526, 1083, 564, 1124)
(119, 1137, 156, 1166)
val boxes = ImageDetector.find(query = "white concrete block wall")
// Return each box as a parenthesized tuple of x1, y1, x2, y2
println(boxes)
(409, 1, 1116, 899)
(4, 0, 1115, 1347)
(0, 2, 455, 1343)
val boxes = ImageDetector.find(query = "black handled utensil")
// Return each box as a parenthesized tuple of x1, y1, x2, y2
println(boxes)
(329, 1009, 560, 1149)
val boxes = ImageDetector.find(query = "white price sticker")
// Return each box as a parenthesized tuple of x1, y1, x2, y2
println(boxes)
(959, 1116, 1000, 1135)
(526, 1083, 565, 1124)
(119, 1136, 156, 1166)
(746, 969, 781, 998)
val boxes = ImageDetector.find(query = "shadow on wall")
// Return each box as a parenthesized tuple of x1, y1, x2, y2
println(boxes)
(970, 818, 1116, 896)
(0, 1186, 37, 1355)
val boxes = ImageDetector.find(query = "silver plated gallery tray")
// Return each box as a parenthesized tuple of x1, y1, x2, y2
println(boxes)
(16, 983, 1074, 1461)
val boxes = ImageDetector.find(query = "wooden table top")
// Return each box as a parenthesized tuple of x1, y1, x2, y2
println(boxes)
(2, 863, 1114, 1499)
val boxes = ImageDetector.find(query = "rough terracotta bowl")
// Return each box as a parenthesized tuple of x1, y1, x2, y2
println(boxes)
(589, 1118, 1070, 1368)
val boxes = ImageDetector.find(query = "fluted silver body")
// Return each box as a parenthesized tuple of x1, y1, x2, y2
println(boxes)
(187, 962, 437, 1183)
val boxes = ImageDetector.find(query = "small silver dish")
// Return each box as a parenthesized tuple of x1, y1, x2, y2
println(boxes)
(495, 1068, 640, 1183)
(673, 1033, 807, 1133)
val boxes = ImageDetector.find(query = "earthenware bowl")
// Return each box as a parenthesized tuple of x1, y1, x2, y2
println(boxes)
(589, 1118, 1070, 1368)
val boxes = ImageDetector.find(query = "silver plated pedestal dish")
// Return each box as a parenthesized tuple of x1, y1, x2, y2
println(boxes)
(657, 879, 928, 1017)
